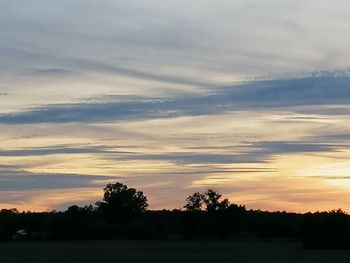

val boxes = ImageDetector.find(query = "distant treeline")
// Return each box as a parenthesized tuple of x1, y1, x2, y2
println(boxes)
(1, 182, 350, 249)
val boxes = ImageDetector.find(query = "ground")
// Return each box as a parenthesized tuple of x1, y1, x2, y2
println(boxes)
(0, 239, 350, 262)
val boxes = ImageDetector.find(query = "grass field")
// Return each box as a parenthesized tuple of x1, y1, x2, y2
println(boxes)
(0, 239, 350, 263)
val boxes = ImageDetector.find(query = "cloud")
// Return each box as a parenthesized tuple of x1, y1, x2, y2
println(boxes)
(254, 141, 341, 154)
(117, 152, 267, 165)
(111, 141, 341, 165)
(1, 74, 350, 124)
(22, 68, 80, 76)
(0, 167, 118, 191)
(318, 134, 350, 142)
(2, 0, 350, 91)
(0, 139, 338, 171)
(0, 145, 131, 157)
(221, 73, 350, 107)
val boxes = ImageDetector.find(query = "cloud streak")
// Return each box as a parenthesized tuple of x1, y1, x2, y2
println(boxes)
(1, 74, 350, 124)
(113, 141, 342, 165)
(0, 167, 118, 191)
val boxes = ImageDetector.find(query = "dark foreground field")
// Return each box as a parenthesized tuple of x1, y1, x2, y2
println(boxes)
(1, 240, 350, 263)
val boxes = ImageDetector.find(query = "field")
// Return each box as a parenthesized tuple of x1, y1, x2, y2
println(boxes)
(0, 239, 350, 263)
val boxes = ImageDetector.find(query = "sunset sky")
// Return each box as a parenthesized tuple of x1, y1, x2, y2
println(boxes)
(1, 0, 350, 212)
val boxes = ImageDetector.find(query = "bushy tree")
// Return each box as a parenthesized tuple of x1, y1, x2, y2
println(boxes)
(184, 189, 230, 212)
(184, 192, 205, 211)
(204, 189, 229, 212)
(96, 182, 148, 223)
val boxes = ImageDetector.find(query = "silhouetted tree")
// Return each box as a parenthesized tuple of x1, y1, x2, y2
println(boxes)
(184, 192, 205, 211)
(184, 189, 230, 212)
(203, 189, 229, 212)
(96, 182, 148, 223)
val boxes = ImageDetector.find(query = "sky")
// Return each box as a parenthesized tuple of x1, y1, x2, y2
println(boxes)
(1, 0, 350, 212)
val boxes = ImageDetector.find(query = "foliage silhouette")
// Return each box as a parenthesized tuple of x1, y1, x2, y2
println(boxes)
(184, 192, 204, 211)
(203, 189, 230, 212)
(96, 182, 148, 223)
(184, 189, 230, 212)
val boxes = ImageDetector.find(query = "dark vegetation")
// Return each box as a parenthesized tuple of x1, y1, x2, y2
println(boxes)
(2, 182, 350, 250)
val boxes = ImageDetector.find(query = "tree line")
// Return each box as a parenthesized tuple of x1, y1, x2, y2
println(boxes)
(1, 182, 350, 249)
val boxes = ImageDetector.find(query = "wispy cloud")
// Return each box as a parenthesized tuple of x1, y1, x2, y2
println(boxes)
(119, 141, 341, 165)
(0, 167, 118, 191)
(22, 68, 80, 77)
(0, 145, 131, 156)
(2, 75, 350, 124)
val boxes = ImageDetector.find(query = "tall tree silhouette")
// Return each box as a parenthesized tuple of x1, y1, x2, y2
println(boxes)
(96, 182, 148, 223)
